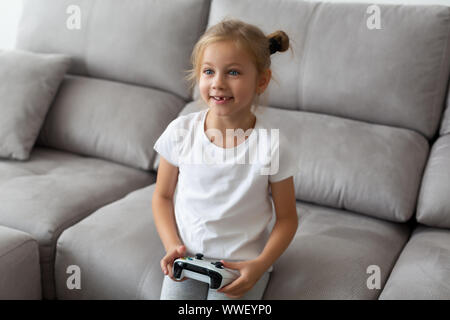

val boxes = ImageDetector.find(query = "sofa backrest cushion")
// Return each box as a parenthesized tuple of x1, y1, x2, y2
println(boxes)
(36, 75, 185, 170)
(176, 100, 429, 223)
(207, 0, 450, 139)
(16, 0, 210, 100)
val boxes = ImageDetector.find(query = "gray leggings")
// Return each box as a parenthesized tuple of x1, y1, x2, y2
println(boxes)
(160, 272, 271, 300)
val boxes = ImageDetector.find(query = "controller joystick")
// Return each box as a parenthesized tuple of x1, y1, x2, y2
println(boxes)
(195, 253, 204, 260)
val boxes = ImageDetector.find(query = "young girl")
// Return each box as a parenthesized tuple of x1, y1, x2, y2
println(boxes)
(152, 18, 299, 300)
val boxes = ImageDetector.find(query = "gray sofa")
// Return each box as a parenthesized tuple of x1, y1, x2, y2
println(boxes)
(0, 0, 449, 300)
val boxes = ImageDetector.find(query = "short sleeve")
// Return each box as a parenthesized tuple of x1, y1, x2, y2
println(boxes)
(153, 120, 181, 167)
(268, 131, 300, 183)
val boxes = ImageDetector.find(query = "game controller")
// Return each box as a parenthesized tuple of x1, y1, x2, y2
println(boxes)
(173, 253, 240, 290)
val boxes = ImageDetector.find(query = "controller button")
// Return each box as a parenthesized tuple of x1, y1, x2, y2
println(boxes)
(214, 262, 224, 269)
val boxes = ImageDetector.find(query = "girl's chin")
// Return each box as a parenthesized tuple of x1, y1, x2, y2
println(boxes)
(208, 104, 233, 113)
(207, 102, 255, 115)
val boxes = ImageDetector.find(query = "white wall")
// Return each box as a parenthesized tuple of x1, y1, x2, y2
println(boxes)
(0, 0, 23, 49)
(0, 0, 448, 50)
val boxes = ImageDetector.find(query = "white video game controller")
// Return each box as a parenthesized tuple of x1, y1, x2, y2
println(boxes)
(173, 253, 240, 290)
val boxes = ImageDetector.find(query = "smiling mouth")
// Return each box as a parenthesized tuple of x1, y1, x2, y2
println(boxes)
(211, 96, 233, 101)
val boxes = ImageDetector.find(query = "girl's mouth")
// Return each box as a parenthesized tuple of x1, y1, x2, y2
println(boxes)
(210, 96, 233, 104)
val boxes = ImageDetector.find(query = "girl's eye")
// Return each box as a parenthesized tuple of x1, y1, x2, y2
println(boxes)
(202, 69, 240, 76)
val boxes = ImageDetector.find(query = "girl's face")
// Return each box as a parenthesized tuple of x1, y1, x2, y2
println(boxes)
(198, 40, 266, 118)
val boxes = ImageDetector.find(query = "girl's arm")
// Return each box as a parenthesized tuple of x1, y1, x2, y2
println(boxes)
(256, 175, 298, 270)
(152, 156, 183, 252)
(153, 156, 189, 278)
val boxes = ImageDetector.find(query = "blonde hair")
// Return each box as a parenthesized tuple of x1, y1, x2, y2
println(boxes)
(184, 18, 291, 112)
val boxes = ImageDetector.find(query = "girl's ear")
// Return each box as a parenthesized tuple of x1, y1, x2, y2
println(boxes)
(257, 69, 272, 94)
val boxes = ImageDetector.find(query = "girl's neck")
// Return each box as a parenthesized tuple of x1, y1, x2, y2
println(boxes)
(205, 108, 255, 132)
(204, 108, 256, 147)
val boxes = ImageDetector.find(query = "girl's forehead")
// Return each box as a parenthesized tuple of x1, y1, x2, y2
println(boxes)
(201, 41, 252, 66)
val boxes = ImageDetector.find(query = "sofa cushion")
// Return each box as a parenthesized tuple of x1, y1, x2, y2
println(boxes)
(0, 147, 155, 299)
(170, 101, 429, 223)
(55, 184, 164, 299)
(379, 225, 450, 299)
(0, 226, 41, 299)
(16, 0, 210, 100)
(263, 202, 410, 299)
(416, 134, 450, 228)
(55, 185, 409, 299)
(36, 75, 184, 170)
(0, 49, 71, 160)
(301, 3, 450, 140)
(207, 0, 450, 139)
(55, 184, 410, 300)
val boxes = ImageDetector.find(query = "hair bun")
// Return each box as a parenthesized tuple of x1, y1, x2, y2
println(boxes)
(267, 30, 289, 55)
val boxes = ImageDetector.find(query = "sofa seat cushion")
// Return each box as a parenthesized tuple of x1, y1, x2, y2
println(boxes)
(55, 184, 163, 299)
(55, 184, 409, 300)
(263, 202, 410, 299)
(379, 226, 450, 299)
(0, 226, 41, 299)
(173, 101, 429, 223)
(0, 147, 155, 299)
(417, 134, 450, 228)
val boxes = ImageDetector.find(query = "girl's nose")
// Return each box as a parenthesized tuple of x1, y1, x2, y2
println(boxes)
(212, 74, 226, 90)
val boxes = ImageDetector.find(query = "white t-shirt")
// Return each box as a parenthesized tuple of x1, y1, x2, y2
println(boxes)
(153, 107, 299, 270)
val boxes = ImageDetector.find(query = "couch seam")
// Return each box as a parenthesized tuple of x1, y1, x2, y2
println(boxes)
(376, 225, 414, 299)
(0, 238, 38, 261)
(44, 205, 121, 298)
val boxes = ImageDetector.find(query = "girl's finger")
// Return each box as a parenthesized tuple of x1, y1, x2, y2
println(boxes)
(221, 260, 241, 270)
(219, 276, 244, 294)
(160, 259, 168, 275)
(167, 262, 174, 280)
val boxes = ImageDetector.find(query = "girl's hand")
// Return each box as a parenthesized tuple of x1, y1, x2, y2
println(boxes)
(160, 244, 187, 281)
(217, 259, 267, 299)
